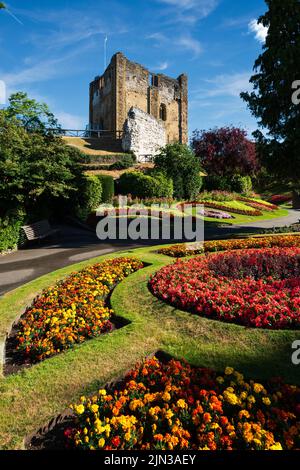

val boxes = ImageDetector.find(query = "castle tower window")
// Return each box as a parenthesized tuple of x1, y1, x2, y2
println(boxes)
(159, 103, 167, 121)
(152, 75, 159, 87)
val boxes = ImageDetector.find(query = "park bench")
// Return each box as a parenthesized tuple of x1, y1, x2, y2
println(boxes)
(22, 220, 60, 243)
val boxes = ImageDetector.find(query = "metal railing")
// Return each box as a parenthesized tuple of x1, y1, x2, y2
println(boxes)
(47, 129, 123, 139)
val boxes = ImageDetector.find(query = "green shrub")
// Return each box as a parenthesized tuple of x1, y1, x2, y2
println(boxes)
(199, 190, 236, 202)
(117, 171, 173, 199)
(204, 175, 252, 194)
(97, 175, 115, 203)
(76, 175, 102, 221)
(109, 154, 136, 171)
(0, 212, 24, 252)
(203, 175, 232, 192)
(231, 175, 253, 195)
(154, 144, 202, 200)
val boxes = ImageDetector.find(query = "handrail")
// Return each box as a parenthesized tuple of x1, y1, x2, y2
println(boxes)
(46, 129, 123, 139)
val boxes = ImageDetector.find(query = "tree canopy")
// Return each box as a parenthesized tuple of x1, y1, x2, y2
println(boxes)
(241, 0, 300, 184)
(154, 143, 202, 200)
(5, 92, 60, 134)
(192, 127, 258, 177)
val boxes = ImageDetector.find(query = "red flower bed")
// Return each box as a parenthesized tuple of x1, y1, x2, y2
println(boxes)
(268, 194, 292, 205)
(149, 248, 300, 329)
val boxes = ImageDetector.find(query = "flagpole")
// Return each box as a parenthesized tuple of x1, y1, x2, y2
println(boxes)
(104, 35, 108, 71)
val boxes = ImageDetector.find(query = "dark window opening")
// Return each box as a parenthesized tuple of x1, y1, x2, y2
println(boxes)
(152, 75, 159, 87)
(160, 103, 167, 121)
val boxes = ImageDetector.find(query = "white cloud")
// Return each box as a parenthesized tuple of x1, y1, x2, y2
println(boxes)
(201, 72, 252, 98)
(146, 32, 167, 42)
(177, 36, 203, 57)
(55, 111, 86, 129)
(154, 61, 169, 71)
(1, 44, 92, 88)
(248, 19, 268, 43)
(0, 80, 6, 104)
(157, 0, 219, 24)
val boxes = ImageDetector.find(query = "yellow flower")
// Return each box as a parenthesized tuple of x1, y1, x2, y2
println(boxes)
(247, 395, 256, 404)
(270, 442, 283, 451)
(90, 404, 99, 413)
(253, 383, 264, 394)
(262, 397, 271, 406)
(216, 376, 224, 384)
(240, 391, 248, 400)
(75, 404, 85, 415)
(162, 391, 171, 402)
(239, 410, 250, 419)
(223, 390, 239, 406)
(99, 389, 107, 396)
(165, 409, 174, 420)
(225, 367, 234, 375)
(98, 438, 105, 448)
(177, 399, 187, 409)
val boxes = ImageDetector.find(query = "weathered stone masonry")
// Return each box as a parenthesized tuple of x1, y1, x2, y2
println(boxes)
(89, 52, 188, 144)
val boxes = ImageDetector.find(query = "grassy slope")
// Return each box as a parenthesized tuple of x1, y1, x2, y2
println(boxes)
(0, 245, 299, 449)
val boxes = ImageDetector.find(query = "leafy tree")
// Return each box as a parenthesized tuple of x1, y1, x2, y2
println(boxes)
(154, 144, 202, 200)
(192, 127, 258, 177)
(5, 92, 60, 134)
(241, 0, 300, 186)
(0, 110, 84, 220)
(0, 3, 6, 9)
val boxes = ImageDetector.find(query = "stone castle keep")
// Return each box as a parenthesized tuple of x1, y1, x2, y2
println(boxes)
(89, 52, 188, 159)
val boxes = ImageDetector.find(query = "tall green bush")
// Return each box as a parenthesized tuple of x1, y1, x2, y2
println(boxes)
(154, 144, 202, 200)
(0, 211, 25, 252)
(97, 175, 115, 203)
(231, 175, 253, 195)
(117, 171, 173, 199)
(76, 175, 102, 221)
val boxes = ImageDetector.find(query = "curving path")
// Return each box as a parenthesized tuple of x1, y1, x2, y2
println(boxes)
(0, 209, 299, 295)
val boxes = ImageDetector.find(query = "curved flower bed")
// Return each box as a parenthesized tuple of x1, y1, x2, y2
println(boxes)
(195, 201, 263, 216)
(237, 197, 278, 212)
(15, 257, 143, 362)
(101, 207, 233, 220)
(158, 234, 300, 258)
(150, 248, 300, 329)
(66, 357, 300, 450)
(268, 194, 292, 205)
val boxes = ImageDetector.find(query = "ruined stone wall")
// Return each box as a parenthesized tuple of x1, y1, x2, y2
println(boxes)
(89, 53, 188, 143)
(122, 107, 167, 161)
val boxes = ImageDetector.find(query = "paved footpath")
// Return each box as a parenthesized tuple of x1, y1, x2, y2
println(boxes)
(0, 209, 299, 295)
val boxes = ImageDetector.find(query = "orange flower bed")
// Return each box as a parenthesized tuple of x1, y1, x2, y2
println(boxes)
(158, 235, 300, 258)
(16, 257, 143, 361)
(66, 357, 300, 450)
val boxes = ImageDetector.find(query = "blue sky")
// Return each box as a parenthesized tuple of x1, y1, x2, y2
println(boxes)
(0, 0, 269, 137)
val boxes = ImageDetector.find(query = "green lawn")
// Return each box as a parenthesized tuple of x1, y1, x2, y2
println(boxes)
(0, 244, 298, 449)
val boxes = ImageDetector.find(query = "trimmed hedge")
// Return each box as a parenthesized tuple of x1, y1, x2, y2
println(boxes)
(0, 214, 24, 252)
(117, 171, 173, 199)
(204, 175, 252, 194)
(97, 175, 115, 203)
(76, 175, 102, 221)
